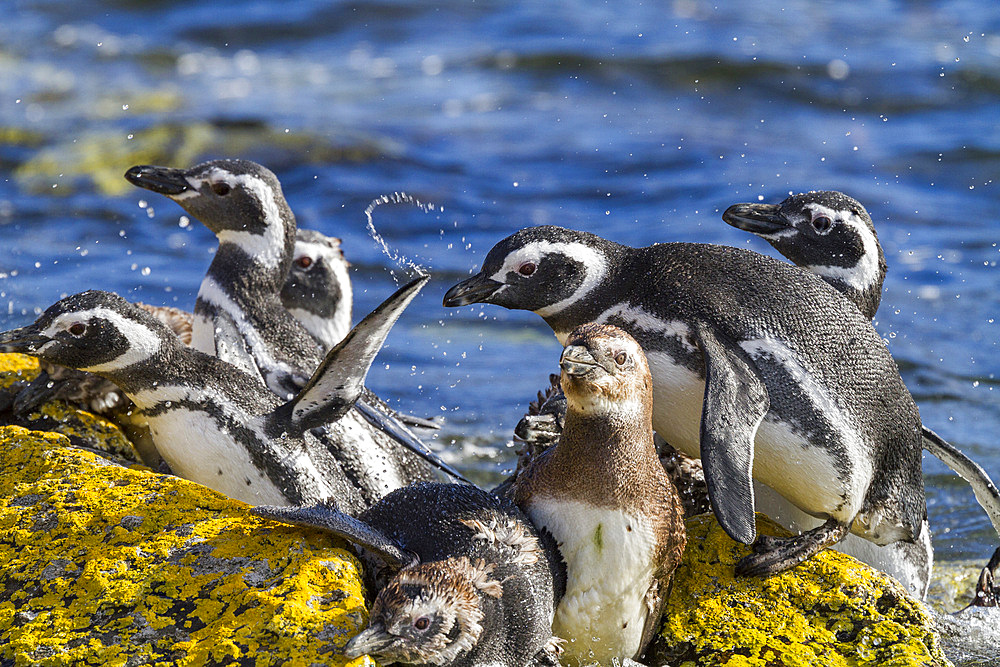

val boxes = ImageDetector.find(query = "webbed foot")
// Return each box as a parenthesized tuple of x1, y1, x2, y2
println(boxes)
(972, 545, 1000, 607)
(735, 518, 849, 577)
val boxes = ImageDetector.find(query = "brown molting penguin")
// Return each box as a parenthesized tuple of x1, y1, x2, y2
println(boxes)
(510, 323, 685, 665)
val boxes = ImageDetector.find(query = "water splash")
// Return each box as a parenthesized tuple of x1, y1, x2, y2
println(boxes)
(364, 192, 436, 281)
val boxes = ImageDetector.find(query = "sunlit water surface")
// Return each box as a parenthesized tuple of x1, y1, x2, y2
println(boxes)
(2, 1, 1000, 657)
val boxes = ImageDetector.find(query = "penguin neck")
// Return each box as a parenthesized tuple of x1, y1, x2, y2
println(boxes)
(551, 404, 660, 507)
(543, 246, 631, 342)
(205, 236, 293, 307)
(818, 247, 885, 321)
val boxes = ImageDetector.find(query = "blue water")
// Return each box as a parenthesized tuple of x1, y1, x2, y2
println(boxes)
(2, 0, 999, 574)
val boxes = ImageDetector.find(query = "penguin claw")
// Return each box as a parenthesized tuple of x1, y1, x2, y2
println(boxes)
(735, 518, 849, 577)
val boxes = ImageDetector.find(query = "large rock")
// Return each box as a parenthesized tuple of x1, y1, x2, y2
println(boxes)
(0, 352, 953, 665)
(654, 514, 950, 666)
(0, 423, 370, 665)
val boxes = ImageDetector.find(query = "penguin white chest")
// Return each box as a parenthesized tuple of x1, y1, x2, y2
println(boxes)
(141, 408, 290, 505)
(527, 496, 658, 665)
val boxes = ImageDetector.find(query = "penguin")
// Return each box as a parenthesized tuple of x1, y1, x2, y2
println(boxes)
(0, 278, 427, 513)
(507, 323, 686, 665)
(510, 376, 711, 519)
(252, 482, 566, 667)
(282, 228, 353, 350)
(9, 227, 346, 424)
(723, 190, 885, 320)
(443, 225, 931, 577)
(724, 191, 1000, 591)
(124, 159, 454, 485)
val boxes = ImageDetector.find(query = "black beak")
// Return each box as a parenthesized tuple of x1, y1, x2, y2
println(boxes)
(124, 165, 191, 196)
(442, 273, 503, 307)
(722, 202, 789, 236)
(0, 325, 49, 354)
(343, 621, 400, 658)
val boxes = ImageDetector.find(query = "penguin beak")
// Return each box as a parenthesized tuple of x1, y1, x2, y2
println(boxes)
(722, 203, 789, 236)
(343, 621, 401, 658)
(560, 345, 602, 377)
(124, 165, 191, 197)
(442, 273, 503, 307)
(0, 325, 49, 354)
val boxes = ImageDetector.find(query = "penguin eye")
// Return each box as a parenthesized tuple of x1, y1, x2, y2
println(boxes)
(211, 182, 232, 196)
(812, 216, 832, 233)
(614, 352, 627, 365)
(294, 256, 314, 270)
(68, 322, 87, 337)
(518, 262, 536, 276)
(414, 616, 430, 631)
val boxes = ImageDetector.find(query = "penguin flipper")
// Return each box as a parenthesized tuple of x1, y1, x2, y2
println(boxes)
(252, 502, 419, 571)
(286, 275, 429, 433)
(211, 309, 266, 385)
(694, 322, 769, 546)
(922, 426, 1000, 538)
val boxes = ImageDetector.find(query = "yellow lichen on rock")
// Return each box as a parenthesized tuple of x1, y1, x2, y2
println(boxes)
(0, 425, 369, 665)
(653, 514, 950, 667)
(0, 353, 39, 388)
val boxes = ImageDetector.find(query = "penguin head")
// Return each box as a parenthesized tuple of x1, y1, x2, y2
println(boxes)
(125, 159, 296, 262)
(559, 323, 651, 418)
(280, 228, 353, 348)
(722, 191, 884, 286)
(344, 557, 498, 664)
(443, 226, 613, 317)
(0, 290, 168, 376)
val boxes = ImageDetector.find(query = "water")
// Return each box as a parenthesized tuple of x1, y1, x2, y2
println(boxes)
(2, 0, 999, 625)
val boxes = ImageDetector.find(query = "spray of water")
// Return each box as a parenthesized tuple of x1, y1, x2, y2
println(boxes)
(364, 192, 437, 281)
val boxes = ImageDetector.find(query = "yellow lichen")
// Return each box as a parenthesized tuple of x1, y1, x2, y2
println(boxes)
(0, 425, 369, 665)
(654, 514, 951, 667)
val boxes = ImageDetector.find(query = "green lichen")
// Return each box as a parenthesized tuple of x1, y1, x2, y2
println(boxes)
(0, 353, 139, 463)
(0, 424, 372, 666)
(13, 120, 386, 196)
(654, 514, 950, 667)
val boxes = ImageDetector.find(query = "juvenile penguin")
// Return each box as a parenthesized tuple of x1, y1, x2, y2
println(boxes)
(124, 160, 453, 485)
(444, 225, 930, 577)
(508, 323, 685, 665)
(253, 482, 565, 667)
(0, 279, 426, 512)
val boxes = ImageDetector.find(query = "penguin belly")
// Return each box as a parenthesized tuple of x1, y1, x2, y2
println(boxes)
(645, 348, 869, 526)
(142, 407, 291, 505)
(527, 495, 658, 665)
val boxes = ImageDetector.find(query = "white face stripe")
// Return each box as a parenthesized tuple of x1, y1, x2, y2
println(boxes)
(40, 307, 161, 373)
(802, 203, 881, 292)
(180, 168, 287, 270)
(488, 241, 607, 318)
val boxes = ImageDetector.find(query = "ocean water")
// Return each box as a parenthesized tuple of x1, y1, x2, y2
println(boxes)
(2, 0, 999, 620)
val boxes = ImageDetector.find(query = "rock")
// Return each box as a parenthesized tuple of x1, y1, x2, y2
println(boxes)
(653, 514, 951, 667)
(0, 424, 370, 665)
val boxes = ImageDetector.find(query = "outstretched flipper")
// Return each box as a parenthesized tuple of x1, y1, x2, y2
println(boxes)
(252, 501, 418, 571)
(922, 426, 1000, 537)
(285, 275, 429, 434)
(695, 322, 769, 546)
(736, 517, 850, 577)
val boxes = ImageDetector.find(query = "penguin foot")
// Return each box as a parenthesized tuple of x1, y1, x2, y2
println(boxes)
(972, 546, 1000, 607)
(735, 518, 849, 577)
